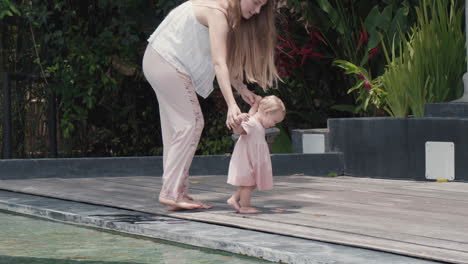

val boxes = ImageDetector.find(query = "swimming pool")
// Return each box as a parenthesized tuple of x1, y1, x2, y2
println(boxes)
(0, 210, 271, 264)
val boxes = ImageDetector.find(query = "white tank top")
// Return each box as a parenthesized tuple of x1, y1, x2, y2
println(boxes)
(147, 1, 221, 99)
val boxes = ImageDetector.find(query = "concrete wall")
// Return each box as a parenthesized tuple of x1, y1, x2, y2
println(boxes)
(425, 103, 468, 118)
(0, 154, 344, 180)
(328, 117, 468, 181)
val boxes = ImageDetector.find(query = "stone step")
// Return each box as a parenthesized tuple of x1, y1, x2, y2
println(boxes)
(291, 128, 330, 154)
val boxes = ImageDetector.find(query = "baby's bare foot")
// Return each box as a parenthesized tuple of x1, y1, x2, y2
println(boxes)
(227, 196, 241, 211)
(239, 207, 260, 214)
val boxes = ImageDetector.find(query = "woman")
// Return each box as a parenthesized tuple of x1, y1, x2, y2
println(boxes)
(142, 0, 280, 211)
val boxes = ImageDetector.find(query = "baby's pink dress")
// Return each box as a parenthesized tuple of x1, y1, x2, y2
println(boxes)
(227, 116, 273, 190)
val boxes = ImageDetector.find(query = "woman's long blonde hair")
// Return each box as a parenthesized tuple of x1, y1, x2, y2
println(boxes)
(226, 0, 280, 91)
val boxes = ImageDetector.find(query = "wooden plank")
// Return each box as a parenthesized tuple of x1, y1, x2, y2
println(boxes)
(2, 176, 468, 234)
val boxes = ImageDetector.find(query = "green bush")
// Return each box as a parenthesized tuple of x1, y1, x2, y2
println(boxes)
(1, 0, 440, 157)
(381, 0, 465, 117)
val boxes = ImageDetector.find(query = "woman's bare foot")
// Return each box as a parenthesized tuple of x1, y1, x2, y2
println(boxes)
(239, 207, 260, 214)
(227, 196, 241, 211)
(159, 197, 201, 210)
(184, 195, 213, 209)
(166, 205, 189, 211)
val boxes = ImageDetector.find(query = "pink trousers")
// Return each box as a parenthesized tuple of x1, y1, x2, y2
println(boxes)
(142, 46, 204, 201)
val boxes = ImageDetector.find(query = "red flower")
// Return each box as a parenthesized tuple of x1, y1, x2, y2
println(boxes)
(311, 31, 325, 43)
(276, 28, 326, 76)
(357, 28, 369, 51)
(358, 73, 366, 80)
(368, 46, 381, 60)
(364, 81, 371, 91)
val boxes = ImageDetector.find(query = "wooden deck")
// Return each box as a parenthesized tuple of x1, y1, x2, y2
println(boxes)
(1, 175, 467, 263)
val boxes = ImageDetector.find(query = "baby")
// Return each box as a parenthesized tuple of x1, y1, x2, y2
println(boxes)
(227, 95, 286, 214)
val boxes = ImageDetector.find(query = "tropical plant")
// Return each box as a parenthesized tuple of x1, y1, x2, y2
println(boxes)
(0, 0, 19, 19)
(274, 13, 329, 129)
(2, 0, 440, 158)
(1, 0, 170, 157)
(327, 1, 413, 115)
(381, 0, 465, 117)
(380, 37, 411, 117)
(278, 0, 417, 116)
(333, 60, 387, 114)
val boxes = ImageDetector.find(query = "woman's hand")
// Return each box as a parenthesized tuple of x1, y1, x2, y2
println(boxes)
(238, 87, 259, 106)
(226, 104, 242, 130)
(231, 113, 250, 135)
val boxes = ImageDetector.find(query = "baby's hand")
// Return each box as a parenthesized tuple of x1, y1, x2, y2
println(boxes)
(254, 95, 263, 103)
(235, 113, 250, 123)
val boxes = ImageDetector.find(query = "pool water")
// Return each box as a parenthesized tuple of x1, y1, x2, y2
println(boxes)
(0, 210, 271, 264)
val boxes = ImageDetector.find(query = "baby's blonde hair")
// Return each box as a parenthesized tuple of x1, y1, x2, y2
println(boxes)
(258, 95, 286, 119)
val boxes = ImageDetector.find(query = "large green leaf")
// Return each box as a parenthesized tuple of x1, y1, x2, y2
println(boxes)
(317, 0, 345, 34)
